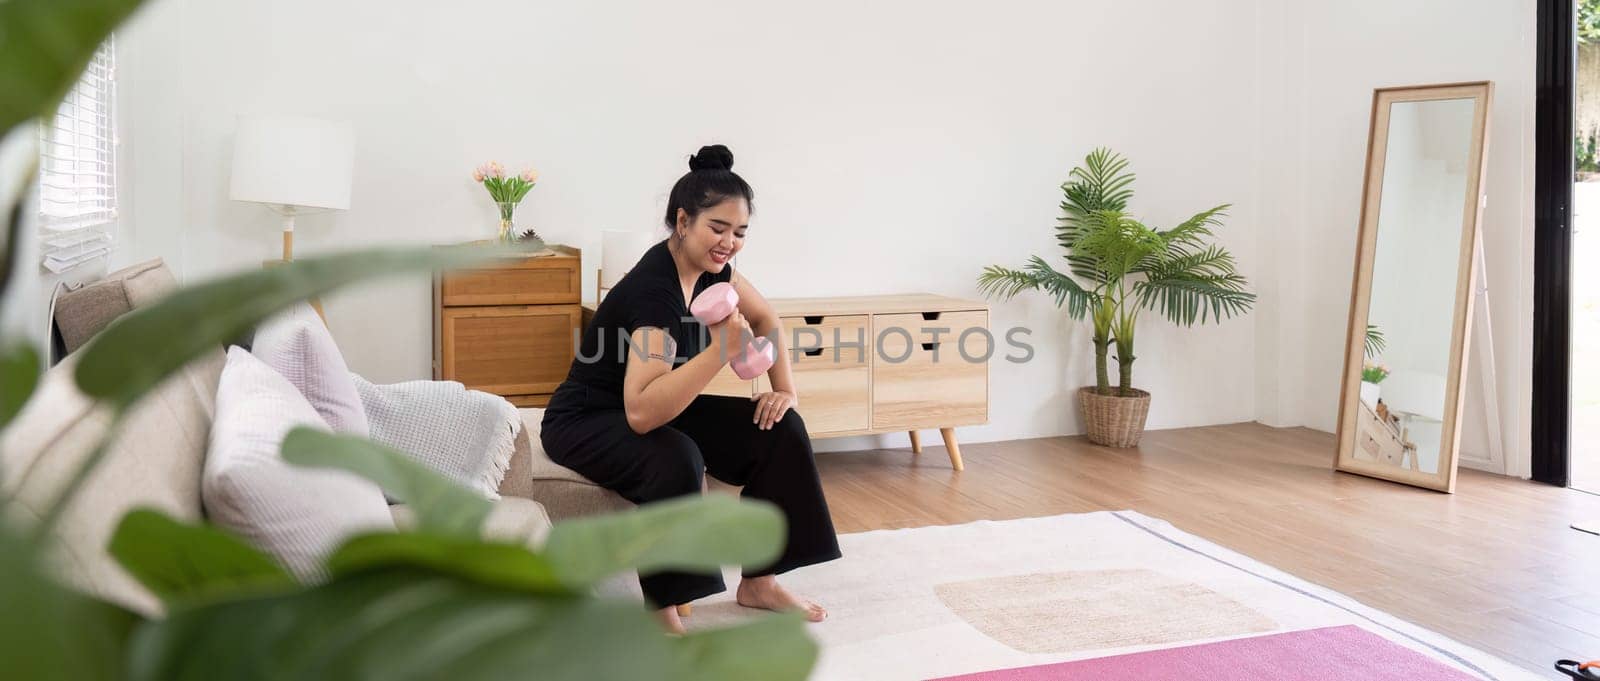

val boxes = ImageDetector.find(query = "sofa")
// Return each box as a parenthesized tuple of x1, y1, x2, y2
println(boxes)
(0, 258, 632, 616)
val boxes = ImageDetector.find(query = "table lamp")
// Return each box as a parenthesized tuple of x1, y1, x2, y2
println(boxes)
(598, 230, 659, 303)
(229, 115, 354, 261)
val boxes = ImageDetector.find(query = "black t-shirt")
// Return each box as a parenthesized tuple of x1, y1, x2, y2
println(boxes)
(562, 238, 733, 397)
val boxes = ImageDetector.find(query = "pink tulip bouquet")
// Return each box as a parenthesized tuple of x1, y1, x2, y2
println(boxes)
(1361, 360, 1390, 384)
(473, 161, 539, 242)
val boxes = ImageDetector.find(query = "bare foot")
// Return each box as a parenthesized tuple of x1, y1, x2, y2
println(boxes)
(736, 575, 827, 622)
(655, 605, 687, 635)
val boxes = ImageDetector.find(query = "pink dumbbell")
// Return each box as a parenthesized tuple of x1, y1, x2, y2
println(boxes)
(690, 282, 775, 380)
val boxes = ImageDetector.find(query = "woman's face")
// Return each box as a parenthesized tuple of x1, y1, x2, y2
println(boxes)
(677, 198, 749, 273)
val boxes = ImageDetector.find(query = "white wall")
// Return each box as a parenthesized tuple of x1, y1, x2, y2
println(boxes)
(116, 0, 1267, 452)
(112, 0, 1536, 465)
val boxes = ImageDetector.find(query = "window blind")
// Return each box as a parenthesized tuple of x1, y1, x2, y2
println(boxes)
(38, 38, 117, 273)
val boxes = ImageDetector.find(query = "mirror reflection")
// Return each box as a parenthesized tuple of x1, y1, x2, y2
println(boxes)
(1353, 97, 1477, 476)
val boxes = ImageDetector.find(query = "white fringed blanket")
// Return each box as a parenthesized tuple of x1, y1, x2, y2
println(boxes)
(353, 375, 520, 499)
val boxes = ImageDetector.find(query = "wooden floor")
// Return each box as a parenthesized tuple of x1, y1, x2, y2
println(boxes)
(813, 422, 1600, 674)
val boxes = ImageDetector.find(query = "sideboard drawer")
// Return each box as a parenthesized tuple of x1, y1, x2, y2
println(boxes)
(873, 310, 989, 350)
(440, 304, 580, 395)
(781, 314, 868, 357)
(440, 258, 580, 306)
(872, 311, 988, 431)
(758, 348, 869, 435)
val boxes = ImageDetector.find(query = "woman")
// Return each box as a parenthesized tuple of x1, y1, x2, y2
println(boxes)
(540, 144, 841, 634)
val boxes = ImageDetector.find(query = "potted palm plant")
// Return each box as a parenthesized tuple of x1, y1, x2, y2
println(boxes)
(978, 148, 1255, 447)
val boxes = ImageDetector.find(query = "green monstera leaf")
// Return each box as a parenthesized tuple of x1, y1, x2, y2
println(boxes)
(108, 510, 297, 608)
(126, 566, 817, 681)
(280, 427, 494, 540)
(542, 494, 786, 586)
(0, 526, 139, 681)
(75, 244, 526, 409)
(0, 0, 147, 139)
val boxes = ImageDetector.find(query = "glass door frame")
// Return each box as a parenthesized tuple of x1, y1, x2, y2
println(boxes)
(1534, 0, 1574, 486)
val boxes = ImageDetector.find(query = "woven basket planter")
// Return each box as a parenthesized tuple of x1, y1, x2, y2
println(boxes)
(1078, 386, 1151, 448)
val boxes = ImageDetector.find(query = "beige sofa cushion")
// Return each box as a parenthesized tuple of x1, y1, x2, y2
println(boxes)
(0, 258, 220, 615)
(389, 496, 551, 548)
(53, 259, 179, 353)
(505, 408, 631, 521)
(0, 349, 224, 616)
(390, 495, 639, 601)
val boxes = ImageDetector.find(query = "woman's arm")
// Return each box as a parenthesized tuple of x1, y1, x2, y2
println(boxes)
(622, 269, 792, 434)
(729, 270, 802, 430)
(730, 269, 796, 396)
(621, 326, 722, 434)
(621, 306, 753, 434)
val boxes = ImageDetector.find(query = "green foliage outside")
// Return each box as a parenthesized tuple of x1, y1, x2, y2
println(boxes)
(1581, 0, 1600, 44)
(1575, 1, 1600, 174)
(0, 1, 819, 679)
(1579, 127, 1600, 174)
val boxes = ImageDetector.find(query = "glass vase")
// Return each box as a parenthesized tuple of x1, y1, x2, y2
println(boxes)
(496, 201, 519, 243)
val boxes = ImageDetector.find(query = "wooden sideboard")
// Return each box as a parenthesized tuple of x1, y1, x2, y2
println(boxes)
(582, 293, 989, 470)
(433, 245, 582, 408)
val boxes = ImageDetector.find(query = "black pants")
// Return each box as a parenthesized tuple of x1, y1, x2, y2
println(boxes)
(539, 380, 843, 608)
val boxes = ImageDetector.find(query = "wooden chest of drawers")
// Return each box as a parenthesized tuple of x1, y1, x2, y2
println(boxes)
(433, 245, 582, 408)
(582, 292, 990, 469)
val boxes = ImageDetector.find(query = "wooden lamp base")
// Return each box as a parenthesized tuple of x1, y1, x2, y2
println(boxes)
(261, 231, 326, 324)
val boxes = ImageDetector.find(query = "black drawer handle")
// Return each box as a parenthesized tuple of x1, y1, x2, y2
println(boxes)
(804, 315, 824, 325)
(921, 342, 938, 351)
(804, 348, 824, 357)
(921, 311, 942, 321)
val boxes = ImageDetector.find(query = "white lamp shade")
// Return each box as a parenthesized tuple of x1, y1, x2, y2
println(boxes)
(601, 230, 660, 288)
(1380, 369, 1446, 422)
(229, 115, 354, 210)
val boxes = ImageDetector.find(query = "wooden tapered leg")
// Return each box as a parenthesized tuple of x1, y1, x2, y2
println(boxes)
(262, 258, 326, 324)
(909, 430, 922, 454)
(940, 428, 964, 471)
(677, 604, 692, 617)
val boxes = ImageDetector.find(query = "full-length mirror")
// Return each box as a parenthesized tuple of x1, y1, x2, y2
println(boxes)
(1337, 82, 1492, 492)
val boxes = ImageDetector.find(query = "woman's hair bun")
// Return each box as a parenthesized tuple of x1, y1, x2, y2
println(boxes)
(688, 144, 734, 172)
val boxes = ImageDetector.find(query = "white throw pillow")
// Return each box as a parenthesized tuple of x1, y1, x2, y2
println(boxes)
(203, 346, 394, 579)
(251, 304, 370, 437)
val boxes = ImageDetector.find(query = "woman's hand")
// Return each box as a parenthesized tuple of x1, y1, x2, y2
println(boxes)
(751, 390, 797, 430)
(706, 308, 753, 365)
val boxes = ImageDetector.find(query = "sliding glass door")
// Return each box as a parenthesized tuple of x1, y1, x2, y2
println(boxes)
(1537, 0, 1600, 492)
(1535, 0, 1575, 488)
(1574, 2, 1600, 493)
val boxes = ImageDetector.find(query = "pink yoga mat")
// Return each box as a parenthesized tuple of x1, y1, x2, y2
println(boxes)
(931, 625, 1485, 681)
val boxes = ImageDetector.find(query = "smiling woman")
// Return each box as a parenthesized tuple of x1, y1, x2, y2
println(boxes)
(665, 144, 754, 259)
(540, 144, 842, 634)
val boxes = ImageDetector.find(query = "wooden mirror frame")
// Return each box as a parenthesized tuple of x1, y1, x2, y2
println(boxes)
(1335, 81, 1493, 493)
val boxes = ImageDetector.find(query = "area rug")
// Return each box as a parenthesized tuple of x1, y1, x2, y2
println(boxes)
(929, 626, 1480, 681)
(685, 511, 1541, 681)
